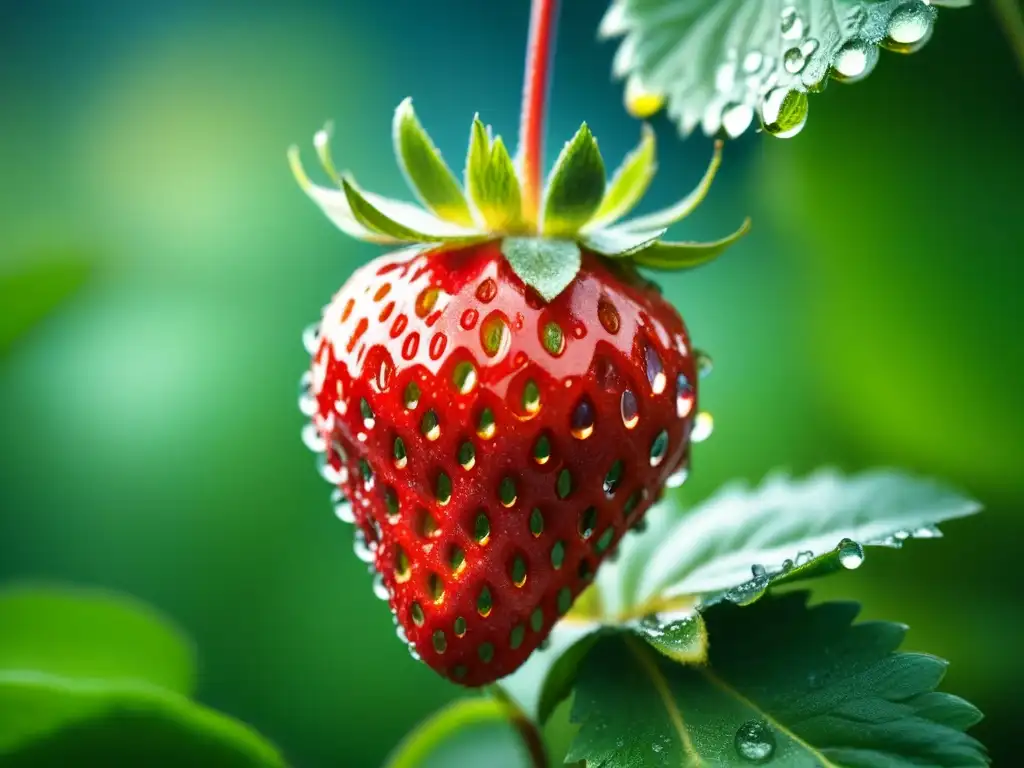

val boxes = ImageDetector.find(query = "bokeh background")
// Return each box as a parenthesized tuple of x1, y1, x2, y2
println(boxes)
(1, 0, 1021, 765)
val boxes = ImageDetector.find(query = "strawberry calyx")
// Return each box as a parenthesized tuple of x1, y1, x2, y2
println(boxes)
(288, 99, 750, 302)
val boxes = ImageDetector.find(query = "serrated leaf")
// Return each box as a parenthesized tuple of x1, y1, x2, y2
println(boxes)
(630, 217, 751, 271)
(540, 123, 606, 237)
(393, 98, 476, 227)
(614, 469, 979, 615)
(465, 120, 523, 232)
(341, 176, 480, 243)
(580, 227, 666, 258)
(384, 698, 533, 768)
(567, 592, 987, 767)
(586, 124, 657, 229)
(0, 258, 91, 357)
(612, 139, 722, 233)
(0, 585, 194, 696)
(0, 586, 282, 767)
(601, 0, 962, 139)
(500, 238, 582, 302)
(536, 633, 603, 725)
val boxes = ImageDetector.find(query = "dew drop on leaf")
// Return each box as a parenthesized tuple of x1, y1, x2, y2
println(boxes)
(759, 87, 808, 139)
(831, 39, 879, 83)
(734, 719, 776, 764)
(883, 1, 934, 54)
(780, 6, 805, 40)
(838, 538, 865, 569)
(691, 411, 714, 443)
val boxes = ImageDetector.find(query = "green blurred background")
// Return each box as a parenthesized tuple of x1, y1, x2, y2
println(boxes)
(1, 0, 1021, 765)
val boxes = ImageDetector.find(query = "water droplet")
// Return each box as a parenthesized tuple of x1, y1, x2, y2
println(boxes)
(734, 719, 776, 763)
(838, 538, 865, 569)
(665, 466, 689, 488)
(715, 60, 737, 93)
(800, 38, 820, 57)
(780, 6, 805, 40)
(783, 47, 806, 74)
(696, 350, 713, 378)
(353, 529, 375, 564)
(395, 624, 408, 645)
(317, 454, 345, 485)
(780, 558, 794, 572)
(302, 323, 320, 355)
(541, 321, 565, 356)
(571, 397, 596, 439)
(372, 573, 390, 601)
(645, 346, 667, 394)
(795, 550, 813, 566)
(301, 423, 326, 453)
(476, 278, 497, 303)
(912, 525, 942, 539)
(332, 489, 355, 524)
(598, 298, 621, 334)
(883, 2, 934, 53)
(759, 87, 808, 139)
(691, 412, 714, 443)
(721, 102, 754, 138)
(298, 374, 317, 417)
(480, 312, 510, 358)
(751, 564, 767, 579)
(620, 390, 640, 429)
(742, 51, 764, 73)
(453, 361, 478, 394)
(831, 39, 879, 83)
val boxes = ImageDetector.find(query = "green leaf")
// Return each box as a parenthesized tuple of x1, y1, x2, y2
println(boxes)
(341, 176, 480, 243)
(384, 698, 534, 768)
(393, 98, 475, 227)
(596, 469, 980, 620)
(567, 592, 988, 767)
(580, 227, 666, 258)
(632, 612, 707, 666)
(536, 633, 603, 725)
(612, 139, 722, 234)
(631, 218, 752, 271)
(0, 586, 283, 767)
(500, 238, 582, 302)
(0, 258, 91, 356)
(465, 117, 523, 232)
(0, 674, 285, 768)
(540, 123, 606, 237)
(587, 124, 657, 229)
(601, 0, 965, 139)
(0, 585, 195, 696)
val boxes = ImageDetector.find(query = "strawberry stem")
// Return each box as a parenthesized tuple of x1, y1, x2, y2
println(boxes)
(518, 0, 561, 230)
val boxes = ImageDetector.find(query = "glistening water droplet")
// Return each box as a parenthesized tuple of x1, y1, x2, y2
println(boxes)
(721, 102, 754, 138)
(783, 47, 806, 74)
(838, 538, 865, 569)
(831, 39, 879, 83)
(759, 87, 808, 139)
(691, 412, 714, 443)
(883, 1, 934, 54)
(734, 719, 776, 763)
(780, 6, 804, 40)
(302, 323, 320, 355)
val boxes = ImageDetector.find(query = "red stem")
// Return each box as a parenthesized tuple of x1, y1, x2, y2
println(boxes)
(518, 0, 560, 229)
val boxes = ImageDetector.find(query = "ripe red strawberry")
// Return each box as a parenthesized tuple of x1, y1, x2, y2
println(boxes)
(291, 100, 747, 686)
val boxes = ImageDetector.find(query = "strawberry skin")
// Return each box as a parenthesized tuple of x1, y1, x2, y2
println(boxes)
(307, 240, 698, 686)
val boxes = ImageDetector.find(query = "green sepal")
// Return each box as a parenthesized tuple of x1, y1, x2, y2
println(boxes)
(587, 124, 657, 229)
(631, 218, 751, 270)
(613, 140, 722, 233)
(541, 123, 606, 237)
(393, 98, 476, 227)
(580, 227, 666, 258)
(501, 237, 582, 302)
(341, 176, 479, 243)
(466, 117, 523, 232)
(288, 146, 399, 244)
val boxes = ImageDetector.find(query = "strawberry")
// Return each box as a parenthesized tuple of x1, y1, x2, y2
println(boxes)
(291, 99, 747, 686)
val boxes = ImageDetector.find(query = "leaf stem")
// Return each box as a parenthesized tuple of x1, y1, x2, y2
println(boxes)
(488, 685, 551, 768)
(518, 0, 561, 230)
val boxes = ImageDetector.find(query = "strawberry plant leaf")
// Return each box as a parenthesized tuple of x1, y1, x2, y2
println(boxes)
(567, 592, 988, 767)
(0, 586, 283, 767)
(600, 0, 970, 139)
(540, 123, 606, 237)
(500, 238, 582, 302)
(596, 468, 981, 620)
(0, 258, 91, 357)
(384, 698, 534, 768)
(580, 227, 666, 258)
(631, 218, 752, 270)
(0, 585, 195, 696)
(586, 124, 657, 229)
(393, 98, 476, 228)
(536, 632, 603, 725)
(465, 118, 523, 233)
(632, 611, 707, 666)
